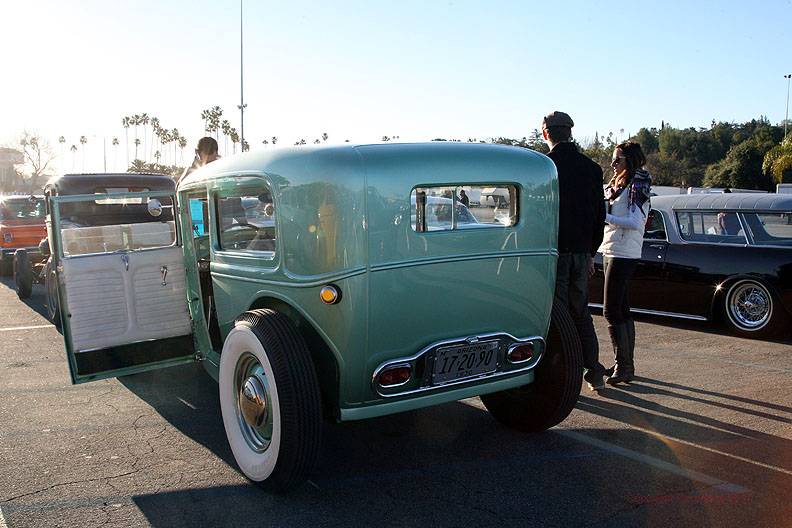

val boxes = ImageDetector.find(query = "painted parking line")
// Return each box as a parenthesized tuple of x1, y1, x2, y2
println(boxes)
(0, 324, 54, 332)
(0, 506, 7, 528)
(559, 430, 750, 492)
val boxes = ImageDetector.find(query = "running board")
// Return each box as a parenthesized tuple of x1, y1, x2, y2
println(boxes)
(588, 303, 708, 322)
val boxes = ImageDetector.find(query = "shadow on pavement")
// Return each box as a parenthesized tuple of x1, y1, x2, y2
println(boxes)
(0, 276, 50, 321)
(115, 364, 788, 528)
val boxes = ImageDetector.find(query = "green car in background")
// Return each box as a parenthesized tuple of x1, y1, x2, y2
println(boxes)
(50, 143, 582, 491)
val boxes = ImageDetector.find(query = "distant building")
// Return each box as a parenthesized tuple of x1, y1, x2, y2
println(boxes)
(0, 148, 24, 191)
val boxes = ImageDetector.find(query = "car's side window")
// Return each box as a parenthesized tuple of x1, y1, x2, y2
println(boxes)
(643, 210, 667, 241)
(411, 185, 518, 232)
(742, 212, 792, 246)
(216, 185, 276, 253)
(675, 211, 747, 244)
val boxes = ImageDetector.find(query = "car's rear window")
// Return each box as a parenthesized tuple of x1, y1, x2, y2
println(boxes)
(411, 185, 518, 232)
(676, 211, 747, 244)
(0, 198, 45, 220)
(742, 212, 792, 246)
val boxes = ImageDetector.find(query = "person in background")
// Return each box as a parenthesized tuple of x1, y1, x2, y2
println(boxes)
(459, 189, 470, 207)
(543, 111, 608, 391)
(600, 141, 652, 385)
(179, 137, 220, 183)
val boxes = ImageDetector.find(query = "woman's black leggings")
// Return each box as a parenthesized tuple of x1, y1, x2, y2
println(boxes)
(603, 257, 638, 325)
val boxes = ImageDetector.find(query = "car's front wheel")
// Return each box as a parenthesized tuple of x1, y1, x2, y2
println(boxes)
(480, 299, 583, 432)
(219, 309, 322, 492)
(13, 250, 32, 299)
(724, 279, 786, 339)
(44, 259, 61, 329)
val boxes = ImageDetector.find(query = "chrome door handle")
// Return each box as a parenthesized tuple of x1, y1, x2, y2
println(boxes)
(121, 254, 129, 271)
(161, 265, 168, 286)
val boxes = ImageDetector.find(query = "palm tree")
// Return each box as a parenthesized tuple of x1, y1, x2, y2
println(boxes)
(262, 139, 269, 147)
(141, 113, 150, 161)
(122, 116, 131, 167)
(79, 136, 87, 170)
(230, 129, 239, 153)
(154, 150, 161, 164)
(201, 109, 211, 134)
(132, 114, 141, 160)
(171, 128, 180, 165)
(322, 132, 328, 142)
(314, 139, 321, 144)
(221, 120, 231, 155)
(58, 136, 66, 166)
(70, 144, 77, 170)
(150, 117, 160, 161)
(178, 136, 187, 165)
(112, 137, 119, 171)
(272, 136, 278, 146)
(134, 138, 141, 161)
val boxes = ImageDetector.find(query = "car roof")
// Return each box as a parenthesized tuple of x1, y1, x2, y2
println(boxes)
(178, 142, 550, 189)
(0, 195, 44, 202)
(44, 173, 176, 195)
(651, 192, 792, 212)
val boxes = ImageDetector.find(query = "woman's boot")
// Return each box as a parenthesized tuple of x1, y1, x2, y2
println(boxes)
(624, 318, 636, 379)
(606, 323, 632, 385)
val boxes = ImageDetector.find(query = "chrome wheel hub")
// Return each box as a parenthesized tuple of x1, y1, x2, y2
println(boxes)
(240, 376, 268, 428)
(234, 353, 274, 453)
(730, 283, 770, 329)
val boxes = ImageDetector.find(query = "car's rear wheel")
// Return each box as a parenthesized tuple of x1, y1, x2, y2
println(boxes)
(724, 279, 785, 339)
(480, 298, 583, 432)
(13, 250, 33, 299)
(219, 309, 322, 492)
(44, 259, 61, 328)
(0, 258, 11, 276)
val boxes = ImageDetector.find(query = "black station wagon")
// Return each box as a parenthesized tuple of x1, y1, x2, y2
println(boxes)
(590, 193, 792, 339)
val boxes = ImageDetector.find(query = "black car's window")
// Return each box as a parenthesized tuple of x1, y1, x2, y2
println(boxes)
(217, 185, 276, 253)
(644, 210, 667, 241)
(676, 211, 747, 244)
(411, 185, 517, 232)
(742, 212, 792, 246)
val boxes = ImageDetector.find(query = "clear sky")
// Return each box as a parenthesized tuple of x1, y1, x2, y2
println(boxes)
(1, 0, 791, 173)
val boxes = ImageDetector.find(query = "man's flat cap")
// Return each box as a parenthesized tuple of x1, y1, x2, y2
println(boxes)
(542, 111, 574, 129)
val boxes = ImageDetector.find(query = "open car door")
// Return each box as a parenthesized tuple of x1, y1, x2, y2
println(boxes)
(50, 190, 196, 384)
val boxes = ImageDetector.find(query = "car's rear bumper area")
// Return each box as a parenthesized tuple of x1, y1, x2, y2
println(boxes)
(339, 369, 534, 421)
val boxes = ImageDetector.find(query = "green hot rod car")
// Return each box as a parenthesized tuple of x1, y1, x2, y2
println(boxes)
(50, 143, 582, 490)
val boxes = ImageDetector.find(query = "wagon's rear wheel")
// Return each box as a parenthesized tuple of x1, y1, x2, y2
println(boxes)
(44, 259, 61, 329)
(724, 279, 786, 339)
(219, 309, 322, 492)
(13, 250, 33, 300)
(480, 299, 583, 432)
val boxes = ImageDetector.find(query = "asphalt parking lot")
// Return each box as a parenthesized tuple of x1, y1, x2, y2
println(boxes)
(0, 277, 790, 528)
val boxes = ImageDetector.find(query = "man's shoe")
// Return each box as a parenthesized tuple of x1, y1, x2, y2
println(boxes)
(584, 369, 605, 391)
(606, 370, 634, 385)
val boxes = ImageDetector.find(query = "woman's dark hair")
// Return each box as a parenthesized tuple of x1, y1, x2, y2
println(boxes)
(616, 141, 646, 179)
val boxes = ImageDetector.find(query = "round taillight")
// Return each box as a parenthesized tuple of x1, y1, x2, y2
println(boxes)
(507, 343, 534, 364)
(378, 365, 412, 387)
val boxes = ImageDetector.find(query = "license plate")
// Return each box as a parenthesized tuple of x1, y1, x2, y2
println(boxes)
(432, 340, 499, 385)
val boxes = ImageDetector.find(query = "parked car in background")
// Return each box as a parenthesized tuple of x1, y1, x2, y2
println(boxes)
(0, 195, 46, 276)
(589, 193, 792, 339)
(47, 143, 582, 491)
(13, 174, 176, 328)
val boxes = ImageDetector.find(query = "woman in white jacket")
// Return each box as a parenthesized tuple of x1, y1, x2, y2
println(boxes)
(600, 141, 651, 385)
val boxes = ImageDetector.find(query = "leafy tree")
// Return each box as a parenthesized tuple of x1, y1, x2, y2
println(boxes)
(763, 136, 792, 184)
(17, 131, 56, 190)
(703, 140, 773, 190)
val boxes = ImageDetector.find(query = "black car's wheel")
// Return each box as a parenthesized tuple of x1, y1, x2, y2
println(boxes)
(724, 279, 785, 338)
(44, 260, 61, 329)
(13, 250, 33, 299)
(481, 298, 583, 433)
(219, 309, 322, 492)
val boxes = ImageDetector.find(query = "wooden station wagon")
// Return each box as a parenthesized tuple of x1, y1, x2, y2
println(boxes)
(45, 143, 582, 490)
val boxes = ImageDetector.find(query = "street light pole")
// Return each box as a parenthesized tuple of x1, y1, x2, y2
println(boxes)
(238, 0, 247, 151)
(785, 74, 791, 140)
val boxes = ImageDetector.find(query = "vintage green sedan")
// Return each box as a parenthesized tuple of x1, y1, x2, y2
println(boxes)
(49, 143, 582, 491)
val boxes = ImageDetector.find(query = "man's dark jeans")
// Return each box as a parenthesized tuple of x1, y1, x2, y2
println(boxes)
(555, 253, 604, 373)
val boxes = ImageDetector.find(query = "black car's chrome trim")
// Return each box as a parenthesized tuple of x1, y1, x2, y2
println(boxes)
(372, 332, 544, 398)
(588, 303, 708, 321)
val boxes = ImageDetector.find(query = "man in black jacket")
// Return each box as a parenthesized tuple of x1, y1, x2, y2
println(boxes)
(543, 111, 607, 391)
